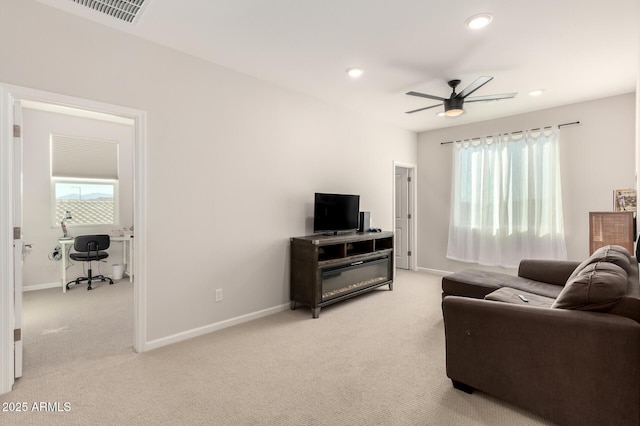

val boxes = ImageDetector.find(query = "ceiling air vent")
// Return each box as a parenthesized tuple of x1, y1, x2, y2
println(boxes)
(70, 0, 148, 24)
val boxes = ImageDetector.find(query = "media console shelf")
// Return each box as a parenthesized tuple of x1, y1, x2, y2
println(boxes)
(290, 231, 394, 318)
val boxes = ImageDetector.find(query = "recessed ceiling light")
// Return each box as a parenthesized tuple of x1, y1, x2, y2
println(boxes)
(529, 89, 545, 96)
(436, 112, 446, 117)
(346, 68, 364, 78)
(465, 13, 493, 30)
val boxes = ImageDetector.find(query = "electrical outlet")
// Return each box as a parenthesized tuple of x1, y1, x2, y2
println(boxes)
(215, 288, 223, 302)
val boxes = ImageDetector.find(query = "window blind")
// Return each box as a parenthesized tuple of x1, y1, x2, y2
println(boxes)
(51, 134, 119, 179)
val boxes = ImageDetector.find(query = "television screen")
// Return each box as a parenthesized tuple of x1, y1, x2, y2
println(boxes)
(313, 193, 360, 234)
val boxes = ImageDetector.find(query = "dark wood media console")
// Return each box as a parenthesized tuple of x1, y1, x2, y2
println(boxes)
(290, 231, 394, 318)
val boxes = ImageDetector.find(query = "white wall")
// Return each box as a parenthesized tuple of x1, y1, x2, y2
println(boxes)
(418, 93, 636, 273)
(21, 108, 134, 289)
(0, 1, 416, 341)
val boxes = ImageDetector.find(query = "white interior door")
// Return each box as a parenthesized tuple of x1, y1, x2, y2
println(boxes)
(12, 100, 22, 378)
(395, 167, 410, 269)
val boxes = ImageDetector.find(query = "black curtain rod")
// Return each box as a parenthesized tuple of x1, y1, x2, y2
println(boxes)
(440, 121, 580, 145)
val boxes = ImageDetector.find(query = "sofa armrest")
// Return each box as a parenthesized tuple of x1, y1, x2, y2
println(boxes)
(517, 259, 580, 286)
(442, 296, 640, 426)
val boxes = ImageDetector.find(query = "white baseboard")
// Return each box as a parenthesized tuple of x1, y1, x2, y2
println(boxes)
(144, 303, 291, 352)
(23, 282, 60, 292)
(416, 266, 452, 276)
(23, 274, 123, 292)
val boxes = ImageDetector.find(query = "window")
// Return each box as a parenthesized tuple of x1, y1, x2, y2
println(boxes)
(53, 180, 118, 225)
(447, 127, 567, 268)
(51, 134, 119, 227)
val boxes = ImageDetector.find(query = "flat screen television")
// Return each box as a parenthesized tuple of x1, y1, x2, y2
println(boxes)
(313, 192, 360, 234)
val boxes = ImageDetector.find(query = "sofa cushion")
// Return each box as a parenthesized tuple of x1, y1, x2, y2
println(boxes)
(484, 288, 555, 308)
(442, 269, 563, 300)
(552, 261, 628, 311)
(570, 245, 631, 279)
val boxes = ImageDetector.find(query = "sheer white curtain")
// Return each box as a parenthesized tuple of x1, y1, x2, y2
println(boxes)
(446, 126, 567, 268)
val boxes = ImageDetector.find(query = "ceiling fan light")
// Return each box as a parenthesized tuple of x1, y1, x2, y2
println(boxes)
(465, 13, 493, 30)
(444, 108, 464, 117)
(444, 97, 465, 117)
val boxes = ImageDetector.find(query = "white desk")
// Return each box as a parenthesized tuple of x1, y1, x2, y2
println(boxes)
(59, 235, 133, 292)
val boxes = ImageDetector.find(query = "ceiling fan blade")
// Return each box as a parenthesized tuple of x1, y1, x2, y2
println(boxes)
(456, 76, 493, 99)
(405, 103, 443, 114)
(465, 93, 518, 103)
(406, 91, 447, 102)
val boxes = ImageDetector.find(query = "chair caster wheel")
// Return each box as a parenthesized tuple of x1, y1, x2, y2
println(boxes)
(87, 286, 93, 291)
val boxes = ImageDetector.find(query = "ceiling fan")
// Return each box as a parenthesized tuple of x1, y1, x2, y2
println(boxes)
(405, 76, 517, 117)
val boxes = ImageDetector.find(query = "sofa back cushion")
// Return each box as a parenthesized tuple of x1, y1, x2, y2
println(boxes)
(569, 245, 631, 279)
(552, 261, 627, 311)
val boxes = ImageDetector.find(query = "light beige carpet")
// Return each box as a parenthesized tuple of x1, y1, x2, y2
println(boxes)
(20, 278, 134, 380)
(0, 270, 552, 425)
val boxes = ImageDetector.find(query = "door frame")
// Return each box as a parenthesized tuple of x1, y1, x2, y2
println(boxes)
(392, 161, 417, 271)
(12, 99, 23, 379)
(0, 83, 148, 394)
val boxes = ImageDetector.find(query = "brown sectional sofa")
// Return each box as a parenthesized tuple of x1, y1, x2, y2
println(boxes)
(441, 245, 640, 426)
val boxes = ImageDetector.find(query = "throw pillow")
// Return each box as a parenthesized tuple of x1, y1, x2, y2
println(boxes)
(552, 261, 627, 311)
(568, 245, 631, 281)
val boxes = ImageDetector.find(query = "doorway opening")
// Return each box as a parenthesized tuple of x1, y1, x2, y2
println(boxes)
(22, 101, 134, 379)
(0, 83, 147, 394)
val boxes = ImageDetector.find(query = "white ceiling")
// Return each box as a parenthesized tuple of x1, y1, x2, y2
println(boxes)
(38, 0, 640, 133)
